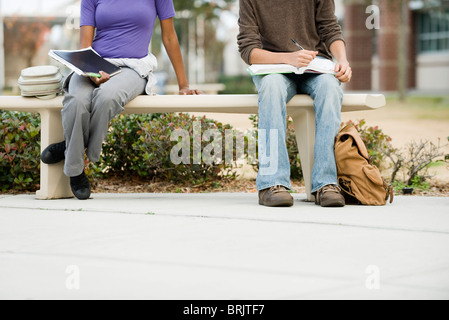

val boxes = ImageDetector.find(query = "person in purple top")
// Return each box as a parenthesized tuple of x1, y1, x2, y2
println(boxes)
(41, 0, 200, 200)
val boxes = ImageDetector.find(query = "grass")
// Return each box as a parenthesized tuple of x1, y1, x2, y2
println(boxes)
(427, 161, 447, 169)
(385, 95, 449, 121)
(392, 179, 431, 193)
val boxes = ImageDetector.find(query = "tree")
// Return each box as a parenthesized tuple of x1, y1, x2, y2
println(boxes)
(170, 0, 236, 84)
(3, 17, 51, 68)
(174, 0, 235, 19)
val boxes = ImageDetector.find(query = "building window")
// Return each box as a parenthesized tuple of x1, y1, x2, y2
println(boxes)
(417, 10, 449, 53)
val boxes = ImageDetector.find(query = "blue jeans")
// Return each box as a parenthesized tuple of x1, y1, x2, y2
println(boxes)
(252, 72, 343, 193)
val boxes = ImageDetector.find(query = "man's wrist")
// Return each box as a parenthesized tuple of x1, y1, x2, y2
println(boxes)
(279, 53, 291, 65)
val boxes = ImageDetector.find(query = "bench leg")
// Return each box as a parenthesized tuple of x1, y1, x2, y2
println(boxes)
(291, 110, 315, 202)
(36, 109, 73, 200)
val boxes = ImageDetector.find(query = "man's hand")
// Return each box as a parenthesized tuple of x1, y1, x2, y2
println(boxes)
(90, 71, 110, 86)
(284, 50, 318, 68)
(334, 61, 352, 83)
(179, 86, 202, 95)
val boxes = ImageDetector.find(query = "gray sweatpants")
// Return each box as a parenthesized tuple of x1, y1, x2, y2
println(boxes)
(62, 68, 147, 177)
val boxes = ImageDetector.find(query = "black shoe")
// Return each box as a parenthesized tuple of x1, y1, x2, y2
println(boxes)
(70, 172, 91, 200)
(41, 141, 66, 164)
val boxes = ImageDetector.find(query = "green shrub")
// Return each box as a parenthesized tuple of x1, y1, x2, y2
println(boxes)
(391, 176, 431, 193)
(91, 113, 239, 185)
(385, 139, 448, 187)
(343, 119, 393, 169)
(92, 113, 161, 176)
(1, 110, 244, 192)
(0, 111, 41, 192)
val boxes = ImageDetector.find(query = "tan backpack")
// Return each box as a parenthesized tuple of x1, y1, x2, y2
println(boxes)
(335, 124, 394, 206)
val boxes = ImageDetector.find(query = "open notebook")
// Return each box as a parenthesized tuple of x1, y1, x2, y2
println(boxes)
(248, 58, 337, 76)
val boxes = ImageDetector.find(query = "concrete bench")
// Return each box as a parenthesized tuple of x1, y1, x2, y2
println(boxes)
(0, 94, 386, 201)
(164, 83, 226, 95)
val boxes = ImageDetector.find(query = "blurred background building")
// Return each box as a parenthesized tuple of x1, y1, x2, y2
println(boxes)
(1, 0, 448, 95)
(344, 0, 449, 93)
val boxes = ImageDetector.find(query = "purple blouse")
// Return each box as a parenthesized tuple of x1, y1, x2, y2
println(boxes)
(80, 0, 175, 59)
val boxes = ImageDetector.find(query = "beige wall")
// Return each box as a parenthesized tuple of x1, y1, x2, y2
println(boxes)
(416, 53, 449, 92)
(371, 53, 449, 92)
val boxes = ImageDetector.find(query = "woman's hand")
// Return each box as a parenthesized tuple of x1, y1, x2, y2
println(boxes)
(179, 86, 202, 95)
(90, 71, 110, 86)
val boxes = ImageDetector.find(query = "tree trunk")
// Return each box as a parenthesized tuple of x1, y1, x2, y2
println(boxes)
(0, 2, 5, 93)
(398, 0, 408, 102)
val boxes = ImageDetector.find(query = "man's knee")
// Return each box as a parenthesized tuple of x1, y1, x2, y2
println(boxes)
(314, 75, 343, 100)
(256, 74, 292, 96)
(311, 75, 343, 134)
(254, 74, 294, 116)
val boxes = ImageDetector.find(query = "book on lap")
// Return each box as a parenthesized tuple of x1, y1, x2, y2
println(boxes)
(48, 47, 121, 77)
(247, 58, 337, 76)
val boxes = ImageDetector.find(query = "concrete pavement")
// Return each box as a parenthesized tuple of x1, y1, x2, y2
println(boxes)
(0, 192, 448, 300)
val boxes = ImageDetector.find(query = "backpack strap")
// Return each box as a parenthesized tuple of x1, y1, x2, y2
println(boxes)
(384, 181, 394, 204)
(337, 125, 371, 161)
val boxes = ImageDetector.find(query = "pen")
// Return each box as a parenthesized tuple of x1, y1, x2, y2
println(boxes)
(86, 73, 102, 78)
(291, 38, 305, 50)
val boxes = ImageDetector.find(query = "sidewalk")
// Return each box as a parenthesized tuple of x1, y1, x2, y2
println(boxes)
(0, 192, 448, 300)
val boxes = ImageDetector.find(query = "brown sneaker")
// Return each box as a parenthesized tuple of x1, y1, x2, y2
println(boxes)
(259, 185, 294, 207)
(315, 185, 345, 207)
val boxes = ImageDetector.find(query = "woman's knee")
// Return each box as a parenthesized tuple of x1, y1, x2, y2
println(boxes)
(62, 93, 91, 117)
(91, 88, 126, 117)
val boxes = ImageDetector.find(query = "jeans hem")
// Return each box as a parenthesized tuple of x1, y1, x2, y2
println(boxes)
(257, 182, 292, 192)
(312, 181, 339, 194)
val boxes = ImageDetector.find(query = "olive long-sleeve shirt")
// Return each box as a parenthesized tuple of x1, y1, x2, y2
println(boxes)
(237, 0, 345, 65)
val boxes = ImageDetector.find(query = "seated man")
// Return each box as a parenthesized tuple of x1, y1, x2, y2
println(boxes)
(238, 0, 352, 207)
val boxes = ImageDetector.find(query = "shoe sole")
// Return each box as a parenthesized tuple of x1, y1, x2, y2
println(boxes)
(259, 199, 294, 207)
(73, 193, 91, 200)
(71, 189, 91, 200)
(319, 199, 346, 208)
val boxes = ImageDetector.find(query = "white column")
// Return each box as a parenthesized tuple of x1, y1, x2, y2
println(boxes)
(188, 18, 197, 85)
(196, 15, 205, 84)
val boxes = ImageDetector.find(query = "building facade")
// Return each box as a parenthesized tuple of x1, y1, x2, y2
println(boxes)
(344, 0, 449, 92)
